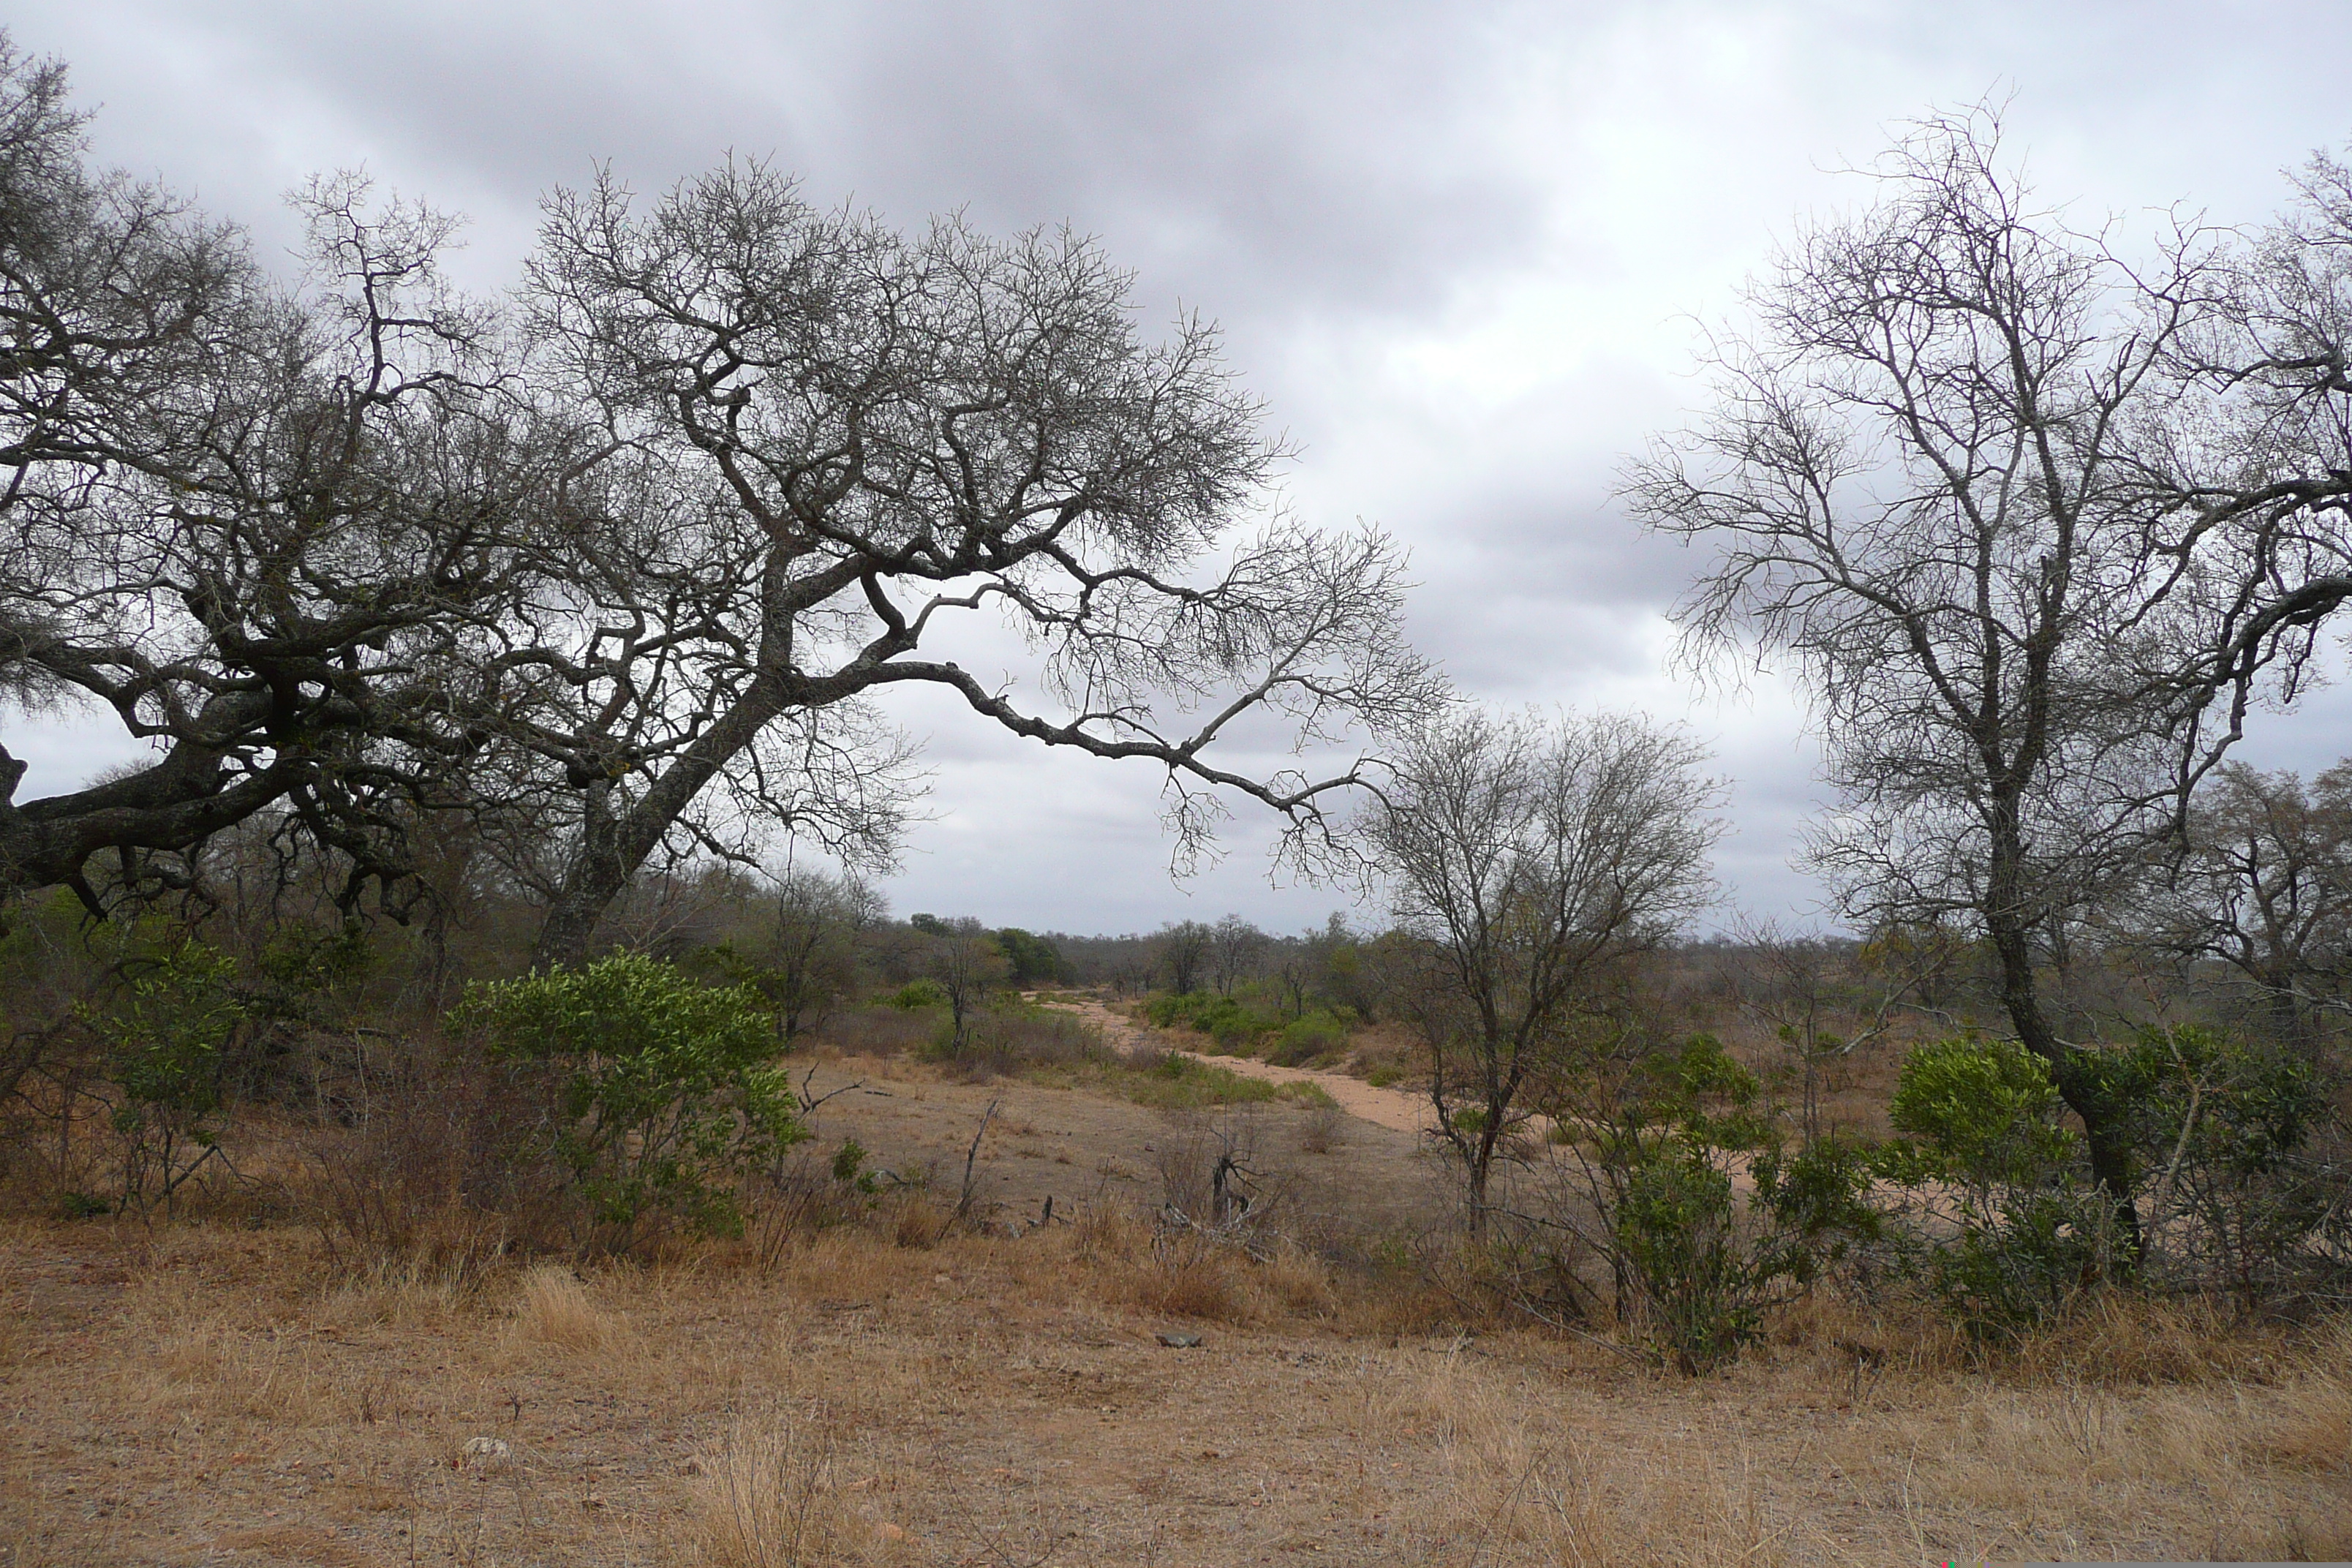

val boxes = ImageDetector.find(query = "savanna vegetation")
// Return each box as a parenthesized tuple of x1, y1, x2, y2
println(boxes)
(3, 37, 2351, 1565)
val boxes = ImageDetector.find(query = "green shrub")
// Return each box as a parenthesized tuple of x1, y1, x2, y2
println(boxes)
(1879, 1033, 2104, 1338)
(453, 953, 804, 1250)
(1365, 1066, 1402, 1089)
(1143, 990, 1213, 1028)
(1608, 1141, 1757, 1373)
(1267, 1011, 1349, 1067)
(1105, 1052, 1282, 1110)
(1573, 1034, 1836, 1372)
(1888, 1033, 2077, 1194)
(1142, 990, 1283, 1052)
(2097, 1025, 2337, 1306)
(80, 938, 246, 1215)
(889, 979, 949, 1010)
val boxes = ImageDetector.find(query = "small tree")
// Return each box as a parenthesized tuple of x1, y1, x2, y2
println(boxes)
(2149, 762, 2352, 1046)
(1157, 920, 1212, 996)
(1728, 919, 1907, 1147)
(708, 870, 881, 1042)
(924, 919, 1009, 1052)
(1552, 1035, 1880, 1372)
(455, 953, 803, 1251)
(81, 939, 246, 1215)
(1207, 914, 1265, 997)
(1365, 707, 1722, 1235)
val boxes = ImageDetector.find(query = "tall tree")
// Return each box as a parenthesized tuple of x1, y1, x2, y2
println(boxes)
(1624, 106, 2352, 1254)
(509, 162, 1440, 967)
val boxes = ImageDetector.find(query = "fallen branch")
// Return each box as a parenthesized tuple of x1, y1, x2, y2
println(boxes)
(950, 1097, 1000, 1226)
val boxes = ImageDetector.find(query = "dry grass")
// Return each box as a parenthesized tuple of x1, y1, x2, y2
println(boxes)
(510, 1263, 622, 1354)
(6, 1093, 2352, 1567)
(1382, 1360, 1791, 1567)
(685, 1404, 870, 1567)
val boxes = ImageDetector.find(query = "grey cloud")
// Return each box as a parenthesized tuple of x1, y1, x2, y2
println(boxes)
(8, 0, 2352, 935)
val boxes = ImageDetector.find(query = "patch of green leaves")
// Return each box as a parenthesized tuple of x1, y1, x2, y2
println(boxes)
(453, 953, 805, 1249)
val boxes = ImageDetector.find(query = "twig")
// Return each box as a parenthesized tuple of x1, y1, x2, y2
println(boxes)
(1500, 1291, 1653, 1365)
(951, 1097, 1000, 1226)
(796, 1063, 876, 1115)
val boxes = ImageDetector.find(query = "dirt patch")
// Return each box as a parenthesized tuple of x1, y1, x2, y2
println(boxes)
(1044, 995, 1439, 1137)
(785, 1049, 1452, 1243)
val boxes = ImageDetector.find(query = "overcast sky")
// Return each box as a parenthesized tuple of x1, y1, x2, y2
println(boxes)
(9, 1, 2352, 937)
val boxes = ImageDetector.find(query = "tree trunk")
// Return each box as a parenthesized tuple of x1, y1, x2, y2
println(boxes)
(1983, 802, 2144, 1264)
(529, 674, 793, 971)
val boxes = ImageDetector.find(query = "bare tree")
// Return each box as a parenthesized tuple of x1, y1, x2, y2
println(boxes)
(714, 866, 886, 1041)
(1365, 707, 1722, 1235)
(1622, 105, 2352, 1254)
(2155, 148, 2352, 777)
(1156, 919, 1212, 995)
(508, 162, 1441, 968)
(1726, 919, 1907, 1146)
(2149, 762, 2352, 1044)
(0, 48, 583, 919)
(1207, 913, 1264, 997)
(924, 917, 1007, 1052)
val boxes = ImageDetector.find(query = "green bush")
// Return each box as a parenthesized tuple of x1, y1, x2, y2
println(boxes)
(1880, 1034, 2105, 1337)
(1142, 990, 1209, 1028)
(1577, 1034, 1838, 1372)
(1267, 1011, 1349, 1067)
(453, 954, 804, 1250)
(1888, 1033, 2078, 1194)
(1142, 990, 1286, 1052)
(79, 938, 246, 1215)
(1112, 1052, 1282, 1110)
(2097, 1025, 2337, 1305)
(888, 979, 949, 1010)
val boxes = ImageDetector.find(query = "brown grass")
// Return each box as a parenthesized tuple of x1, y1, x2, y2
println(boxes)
(7, 1059, 2352, 1567)
(685, 1404, 869, 1567)
(510, 1263, 621, 1354)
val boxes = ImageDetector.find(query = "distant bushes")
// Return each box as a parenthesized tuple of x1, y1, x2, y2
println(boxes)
(887, 979, 949, 1010)
(1142, 990, 1354, 1063)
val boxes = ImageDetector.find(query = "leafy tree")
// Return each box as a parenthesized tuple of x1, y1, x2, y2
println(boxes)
(921, 919, 1007, 1052)
(993, 927, 1066, 987)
